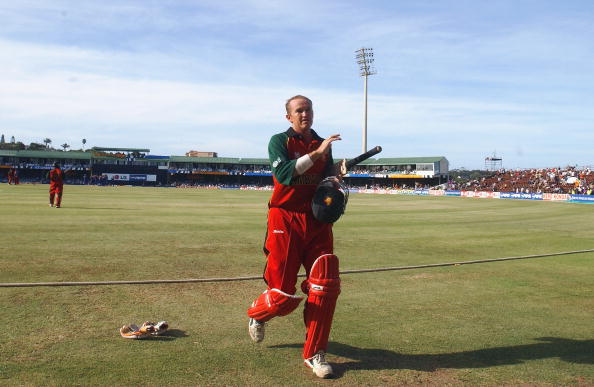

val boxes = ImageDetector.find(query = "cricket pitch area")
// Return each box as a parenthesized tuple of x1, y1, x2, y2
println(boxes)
(1, 184, 592, 386)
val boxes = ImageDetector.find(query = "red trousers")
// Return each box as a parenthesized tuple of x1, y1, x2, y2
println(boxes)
(263, 207, 333, 294)
(49, 185, 63, 207)
(254, 207, 339, 359)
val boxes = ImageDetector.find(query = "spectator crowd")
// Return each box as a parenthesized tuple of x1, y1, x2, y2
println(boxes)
(450, 167, 594, 194)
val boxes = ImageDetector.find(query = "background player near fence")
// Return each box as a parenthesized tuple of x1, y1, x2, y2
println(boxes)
(247, 95, 345, 379)
(7, 168, 19, 185)
(49, 162, 64, 208)
(7, 168, 14, 184)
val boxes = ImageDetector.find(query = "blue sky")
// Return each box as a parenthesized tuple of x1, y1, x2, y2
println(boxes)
(1, 1, 593, 169)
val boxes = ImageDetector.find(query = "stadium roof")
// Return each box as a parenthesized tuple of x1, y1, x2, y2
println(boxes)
(0, 149, 91, 159)
(362, 156, 447, 165)
(169, 156, 241, 164)
(1, 148, 448, 167)
(169, 156, 269, 165)
(236, 158, 270, 165)
(91, 147, 150, 152)
(335, 156, 447, 166)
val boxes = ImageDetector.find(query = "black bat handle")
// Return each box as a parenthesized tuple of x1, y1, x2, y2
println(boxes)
(345, 146, 382, 169)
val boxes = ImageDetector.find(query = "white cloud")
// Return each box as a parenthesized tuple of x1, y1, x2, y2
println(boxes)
(2, 1, 594, 169)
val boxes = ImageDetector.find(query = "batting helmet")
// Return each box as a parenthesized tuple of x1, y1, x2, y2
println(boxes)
(311, 177, 349, 223)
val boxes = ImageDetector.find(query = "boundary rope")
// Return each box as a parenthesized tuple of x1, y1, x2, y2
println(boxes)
(1, 248, 593, 288)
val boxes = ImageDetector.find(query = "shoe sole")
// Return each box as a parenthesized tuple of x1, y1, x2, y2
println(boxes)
(248, 319, 264, 343)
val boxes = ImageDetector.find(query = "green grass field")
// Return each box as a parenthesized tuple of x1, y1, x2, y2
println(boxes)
(1, 184, 592, 386)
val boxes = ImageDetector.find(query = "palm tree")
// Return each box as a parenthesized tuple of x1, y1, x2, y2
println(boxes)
(43, 138, 52, 148)
(82, 138, 87, 151)
(61, 143, 70, 151)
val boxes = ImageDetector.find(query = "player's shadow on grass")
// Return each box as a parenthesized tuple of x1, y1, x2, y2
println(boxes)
(145, 329, 189, 341)
(160, 329, 188, 338)
(273, 337, 593, 376)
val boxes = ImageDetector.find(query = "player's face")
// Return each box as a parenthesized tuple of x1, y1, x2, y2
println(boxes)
(286, 98, 313, 133)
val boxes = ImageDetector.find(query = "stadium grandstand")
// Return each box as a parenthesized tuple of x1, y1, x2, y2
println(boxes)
(452, 167, 594, 195)
(0, 146, 449, 188)
(2, 145, 593, 200)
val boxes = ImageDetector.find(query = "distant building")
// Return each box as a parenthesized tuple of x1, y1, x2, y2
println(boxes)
(186, 150, 218, 157)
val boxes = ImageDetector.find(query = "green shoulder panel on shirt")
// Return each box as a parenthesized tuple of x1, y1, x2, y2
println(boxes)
(268, 132, 296, 185)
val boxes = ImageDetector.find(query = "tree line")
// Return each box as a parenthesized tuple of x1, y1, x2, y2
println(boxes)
(0, 135, 87, 152)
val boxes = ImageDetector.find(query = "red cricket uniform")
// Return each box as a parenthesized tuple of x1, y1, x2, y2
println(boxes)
(49, 167, 64, 207)
(248, 127, 339, 360)
(264, 128, 334, 294)
(7, 168, 16, 184)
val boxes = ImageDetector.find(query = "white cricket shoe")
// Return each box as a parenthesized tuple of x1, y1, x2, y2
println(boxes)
(304, 350, 334, 379)
(248, 318, 265, 343)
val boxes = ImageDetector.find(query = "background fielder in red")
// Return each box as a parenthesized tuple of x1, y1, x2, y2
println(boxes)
(7, 168, 19, 184)
(49, 162, 64, 208)
(247, 95, 344, 379)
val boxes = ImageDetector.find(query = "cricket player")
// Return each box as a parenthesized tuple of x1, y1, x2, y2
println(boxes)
(7, 168, 16, 184)
(49, 162, 65, 208)
(247, 95, 344, 379)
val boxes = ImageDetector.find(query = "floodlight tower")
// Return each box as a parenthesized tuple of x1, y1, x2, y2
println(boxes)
(485, 151, 503, 171)
(355, 47, 376, 153)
